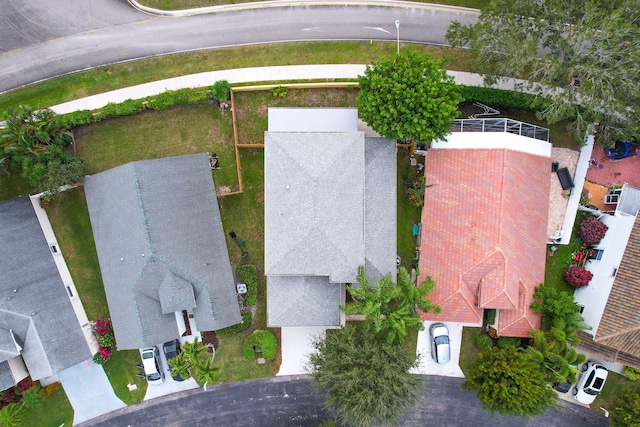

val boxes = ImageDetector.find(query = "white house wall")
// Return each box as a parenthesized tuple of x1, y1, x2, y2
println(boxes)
(574, 213, 636, 335)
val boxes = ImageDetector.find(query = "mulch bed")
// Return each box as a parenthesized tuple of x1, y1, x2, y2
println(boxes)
(201, 330, 219, 351)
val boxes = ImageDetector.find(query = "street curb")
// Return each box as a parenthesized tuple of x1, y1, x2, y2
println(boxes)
(127, 0, 479, 17)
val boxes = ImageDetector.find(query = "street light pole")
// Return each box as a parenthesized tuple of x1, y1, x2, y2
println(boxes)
(395, 20, 400, 55)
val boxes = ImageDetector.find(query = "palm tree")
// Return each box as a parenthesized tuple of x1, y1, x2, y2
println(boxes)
(167, 351, 192, 380)
(342, 266, 441, 346)
(528, 329, 586, 384)
(1, 106, 66, 157)
(192, 359, 224, 386)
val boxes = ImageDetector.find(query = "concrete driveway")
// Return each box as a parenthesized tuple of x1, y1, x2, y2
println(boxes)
(142, 340, 199, 401)
(277, 326, 326, 376)
(58, 359, 125, 425)
(412, 321, 479, 378)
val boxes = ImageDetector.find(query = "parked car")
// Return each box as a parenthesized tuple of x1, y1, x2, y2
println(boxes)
(573, 361, 608, 404)
(163, 340, 185, 382)
(141, 347, 164, 386)
(553, 381, 572, 394)
(429, 323, 450, 364)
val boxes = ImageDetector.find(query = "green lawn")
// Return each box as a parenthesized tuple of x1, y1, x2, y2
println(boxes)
(0, 42, 473, 112)
(593, 371, 640, 414)
(0, 169, 34, 202)
(103, 349, 148, 405)
(46, 188, 109, 320)
(397, 149, 423, 272)
(74, 104, 239, 192)
(544, 211, 586, 294)
(459, 327, 483, 377)
(20, 383, 74, 427)
(215, 331, 280, 383)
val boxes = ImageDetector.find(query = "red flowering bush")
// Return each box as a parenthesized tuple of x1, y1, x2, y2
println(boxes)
(94, 318, 112, 335)
(577, 216, 608, 245)
(16, 378, 31, 393)
(98, 347, 111, 358)
(565, 265, 593, 288)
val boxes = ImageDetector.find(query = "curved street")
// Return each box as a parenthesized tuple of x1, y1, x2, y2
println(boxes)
(0, 0, 478, 92)
(82, 376, 608, 427)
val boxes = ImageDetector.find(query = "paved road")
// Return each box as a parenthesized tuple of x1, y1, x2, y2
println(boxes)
(0, 0, 478, 93)
(82, 375, 608, 427)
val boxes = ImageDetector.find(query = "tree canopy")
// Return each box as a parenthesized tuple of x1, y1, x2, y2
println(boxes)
(611, 388, 640, 427)
(308, 324, 422, 427)
(463, 346, 557, 418)
(357, 51, 462, 143)
(446, 0, 640, 141)
(1, 105, 85, 194)
(342, 266, 441, 346)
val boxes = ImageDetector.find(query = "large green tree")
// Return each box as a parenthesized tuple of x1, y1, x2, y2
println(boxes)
(308, 325, 422, 427)
(446, 0, 640, 141)
(463, 346, 557, 418)
(527, 329, 586, 385)
(342, 266, 441, 346)
(357, 51, 462, 143)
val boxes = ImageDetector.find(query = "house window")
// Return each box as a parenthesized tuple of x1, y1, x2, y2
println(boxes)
(577, 305, 585, 315)
(612, 268, 618, 277)
(605, 189, 621, 205)
(50, 244, 58, 254)
(589, 249, 604, 261)
(66, 285, 74, 298)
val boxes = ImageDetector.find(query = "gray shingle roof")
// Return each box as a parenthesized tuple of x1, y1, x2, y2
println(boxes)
(265, 131, 366, 283)
(264, 109, 397, 327)
(0, 197, 91, 389)
(267, 276, 342, 326)
(84, 154, 241, 350)
(617, 184, 640, 216)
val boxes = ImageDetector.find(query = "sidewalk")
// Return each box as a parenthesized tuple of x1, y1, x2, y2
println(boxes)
(50, 65, 527, 114)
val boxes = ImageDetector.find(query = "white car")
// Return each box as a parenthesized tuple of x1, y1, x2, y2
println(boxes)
(141, 347, 165, 386)
(429, 323, 451, 364)
(573, 361, 608, 404)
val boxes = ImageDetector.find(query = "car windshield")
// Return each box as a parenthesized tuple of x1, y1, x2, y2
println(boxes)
(164, 344, 176, 353)
(148, 373, 161, 381)
(142, 352, 153, 359)
(435, 336, 449, 345)
(584, 388, 600, 396)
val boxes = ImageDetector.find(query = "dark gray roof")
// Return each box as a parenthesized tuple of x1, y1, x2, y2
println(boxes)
(84, 154, 241, 350)
(0, 197, 91, 389)
(264, 109, 397, 327)
(266, 276, 342, 327)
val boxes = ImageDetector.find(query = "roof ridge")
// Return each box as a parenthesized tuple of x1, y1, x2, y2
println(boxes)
(132, 162, 154, 254)
(595, 324, 640, 342)
(497, 149, 507, 250)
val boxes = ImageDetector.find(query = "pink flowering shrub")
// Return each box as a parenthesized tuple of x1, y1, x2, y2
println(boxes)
(16, 378, 32, 393)
(565, 265, 593, 288)
(577, 216, 608, 246)
(94, 318, 112, 335)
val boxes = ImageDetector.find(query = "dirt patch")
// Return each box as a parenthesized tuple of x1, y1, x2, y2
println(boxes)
(201, 330, 219, 350)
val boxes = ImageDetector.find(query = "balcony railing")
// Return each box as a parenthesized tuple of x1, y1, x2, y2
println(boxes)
(451, 118, 549, 142)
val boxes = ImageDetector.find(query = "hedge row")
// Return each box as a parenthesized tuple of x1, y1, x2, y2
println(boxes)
(236, 264, 258, 306)
(217, 310, 253, 336)
(458, 85, 539, 111)
(243, 329, 277, 361)
(57, 86, 216, 128)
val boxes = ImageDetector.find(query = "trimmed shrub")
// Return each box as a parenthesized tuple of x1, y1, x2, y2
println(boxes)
(271, 86, 288, 98)
(243, 330, 277, 361)
(477, 334, 493, 349)
(237, 264, 258, 306)
(212, 80, 231, 101)
(483, 309, 496, 326)
(498, 337, 521, 349)
(577, 216, 608, 245)
(217, 310, 252, 335)
(57, 110, 95, 127)
(624, 366, 640, 381)
(565, 265, 593, 289)
(458, 85, 537, 110)
(96, 99, 145, 120)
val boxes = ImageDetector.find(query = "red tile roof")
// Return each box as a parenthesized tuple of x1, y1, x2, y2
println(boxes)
(419, 148, 548, 338)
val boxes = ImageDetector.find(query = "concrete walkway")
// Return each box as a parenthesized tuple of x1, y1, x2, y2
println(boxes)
(58, 360, 126, 425)
(411, 321, 475, 378)
(49, 65, 527, 114)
